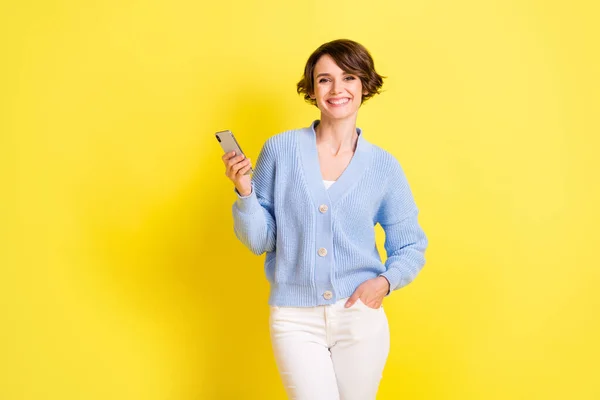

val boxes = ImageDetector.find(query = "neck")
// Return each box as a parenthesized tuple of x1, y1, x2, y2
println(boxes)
(315, 115, 359, 155)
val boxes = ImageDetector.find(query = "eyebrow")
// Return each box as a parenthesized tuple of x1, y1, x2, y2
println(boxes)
(315, 72, 352, 78)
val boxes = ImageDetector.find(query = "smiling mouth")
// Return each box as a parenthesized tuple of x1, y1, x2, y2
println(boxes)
(327, 98, 350, 105)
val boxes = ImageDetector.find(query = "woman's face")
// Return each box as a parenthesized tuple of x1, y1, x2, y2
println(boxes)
(310, 54, 367, 122)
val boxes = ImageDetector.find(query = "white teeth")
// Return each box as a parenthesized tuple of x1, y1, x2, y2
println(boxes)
(328, 98, 349, 105)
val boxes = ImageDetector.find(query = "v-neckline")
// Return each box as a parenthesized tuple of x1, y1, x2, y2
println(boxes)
(299, 120, 373, 207)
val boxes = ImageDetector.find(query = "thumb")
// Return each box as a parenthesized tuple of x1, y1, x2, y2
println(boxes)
(345, 291, 361, 308)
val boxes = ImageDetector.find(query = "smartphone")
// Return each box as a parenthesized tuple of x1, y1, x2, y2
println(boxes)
(215, 129, 253, 175)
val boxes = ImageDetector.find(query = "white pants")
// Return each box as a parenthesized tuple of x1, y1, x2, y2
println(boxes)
(269, 297, 390, 400)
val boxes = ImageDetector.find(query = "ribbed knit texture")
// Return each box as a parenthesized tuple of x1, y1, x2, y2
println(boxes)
(232, 121, 428, 307)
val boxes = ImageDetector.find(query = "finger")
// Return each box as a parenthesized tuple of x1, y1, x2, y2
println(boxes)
(223, 154, 237, 170)
(237, 158, 251, 172)
(226, 153, 244, 165)
(227, 154, 245, 168)
(238, 163, 252, 176)
(222, 152, 237, 166)
(226, 160, 242, 179)
(221, 151, 236, 161)
(230, 161, 249, 179)
(231, 159, 250, 175)
(357, 293, 376, 308)
(368, 298, 383, 309)
(345, 291, 362, 308)
(368, 301, 381, 309)
(226, 158, 247, 176)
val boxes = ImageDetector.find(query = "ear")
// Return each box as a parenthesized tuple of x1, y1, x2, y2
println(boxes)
(309, 92, 316, 99)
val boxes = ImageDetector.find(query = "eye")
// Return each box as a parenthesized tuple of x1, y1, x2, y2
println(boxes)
(344, 75, 357, 81)
(318, 78, 330, 83)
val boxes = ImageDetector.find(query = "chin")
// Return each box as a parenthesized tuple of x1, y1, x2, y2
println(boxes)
(322, 109, 359, 121)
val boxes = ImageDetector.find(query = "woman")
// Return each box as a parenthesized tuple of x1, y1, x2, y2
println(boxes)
(221, 39, 428, 400)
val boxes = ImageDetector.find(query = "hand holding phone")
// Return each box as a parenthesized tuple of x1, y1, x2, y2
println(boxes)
(216, 130, 253, 196)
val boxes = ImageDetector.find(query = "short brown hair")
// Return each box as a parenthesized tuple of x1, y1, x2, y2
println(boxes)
(297, 39, 385, 106)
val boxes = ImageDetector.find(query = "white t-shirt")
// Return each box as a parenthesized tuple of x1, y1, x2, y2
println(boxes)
(323, 180, 336, 190)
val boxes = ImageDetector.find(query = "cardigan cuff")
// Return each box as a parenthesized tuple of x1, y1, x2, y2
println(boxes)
(234, 184, 261, 214)
(380, 269, 403, 295)
(379, 275, 392, 296)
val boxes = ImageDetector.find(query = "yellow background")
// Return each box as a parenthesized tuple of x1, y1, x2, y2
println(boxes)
(2, 0, 599, 399)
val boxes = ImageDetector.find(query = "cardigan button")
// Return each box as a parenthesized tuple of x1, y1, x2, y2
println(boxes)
(319, 204, 328, 213)
(323, 291, 333, 300)
(318, 248, 328, 257)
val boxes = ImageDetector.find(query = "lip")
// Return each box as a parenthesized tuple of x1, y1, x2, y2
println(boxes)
(326, 97, 351, 106)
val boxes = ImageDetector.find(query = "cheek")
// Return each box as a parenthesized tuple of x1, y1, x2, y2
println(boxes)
(354, 82, 365, 94)
(315, 85, 328, 97)
(314, 87, 329, 104)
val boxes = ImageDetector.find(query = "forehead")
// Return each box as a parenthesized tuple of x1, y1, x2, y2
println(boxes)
(314, 54, 345, 75)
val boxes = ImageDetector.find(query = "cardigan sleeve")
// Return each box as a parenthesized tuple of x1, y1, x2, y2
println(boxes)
(231, 139, 277, 255)
(376, 160, 428, 293)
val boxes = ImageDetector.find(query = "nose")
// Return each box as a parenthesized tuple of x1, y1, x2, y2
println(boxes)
(330, 79, 342, 95)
